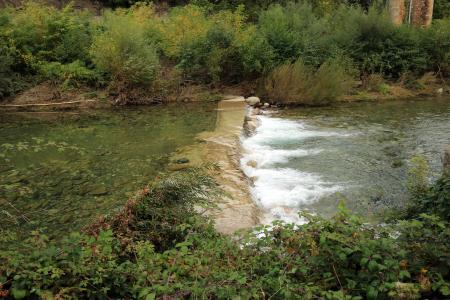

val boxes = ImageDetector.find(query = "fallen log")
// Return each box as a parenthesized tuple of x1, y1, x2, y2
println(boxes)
(0, 100, 97, 107)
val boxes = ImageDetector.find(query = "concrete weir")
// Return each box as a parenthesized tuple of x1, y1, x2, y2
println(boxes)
(170, 97, 261, 234)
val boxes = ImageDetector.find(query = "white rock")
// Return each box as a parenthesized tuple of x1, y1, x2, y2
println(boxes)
(245, 96, 260, 106)
(437, 88, 444, 94)
(263, 103, 270, 108)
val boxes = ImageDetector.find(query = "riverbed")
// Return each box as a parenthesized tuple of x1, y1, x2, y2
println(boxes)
(0, 103, 216, 244)
(242, 98, 450, 223)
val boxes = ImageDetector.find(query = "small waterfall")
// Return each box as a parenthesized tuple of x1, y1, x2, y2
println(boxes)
(240, 115, 347, 224)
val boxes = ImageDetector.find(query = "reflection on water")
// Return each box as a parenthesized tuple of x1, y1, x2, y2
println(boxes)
(0, 103, 216, 244)
(242, 98, 450, 223)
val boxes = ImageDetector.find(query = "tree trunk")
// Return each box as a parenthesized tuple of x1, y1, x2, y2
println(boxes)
(410, 0, 434, 28)
(389, 0, 406, 25)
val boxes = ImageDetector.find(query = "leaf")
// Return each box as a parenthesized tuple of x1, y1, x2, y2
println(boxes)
(146, 293, 156, 300)
(11, 288, 27, 299)
(366, 286, 378, 300)
(399, 270, 410, 280)
(368, 260, 378, 272)
(441, 285, 450, 296)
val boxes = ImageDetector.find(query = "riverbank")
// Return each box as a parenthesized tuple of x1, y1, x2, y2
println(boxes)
(1, 77, 448, 112)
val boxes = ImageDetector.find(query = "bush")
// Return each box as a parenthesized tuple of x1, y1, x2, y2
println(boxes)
(407, 171, 450, 222)
(2, 205, 450, 299)
(434, 0, 450, 19)
(257, 2, 335, 67)
(0, 44, 16, 100)
(5, 3, 93, 67)
(159, 5, 246, 83)
(420, 19, 450, 78)
(235, 27, 275, 77)
(90, 11, 160, 95)
(331, 6, 427, 78)
(37, 60, 102, 88)
(265, 58, 353, 105)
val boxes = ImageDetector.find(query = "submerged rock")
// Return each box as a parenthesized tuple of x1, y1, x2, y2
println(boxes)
(88, 185, 108, 196)
(176, 158, 190, 164)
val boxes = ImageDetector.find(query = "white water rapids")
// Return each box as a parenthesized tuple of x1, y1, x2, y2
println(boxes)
(241, 114, 353, 224)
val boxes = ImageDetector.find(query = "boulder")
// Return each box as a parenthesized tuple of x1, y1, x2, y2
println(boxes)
(246, 160, 258, 168)
(245, 96, 260, 106)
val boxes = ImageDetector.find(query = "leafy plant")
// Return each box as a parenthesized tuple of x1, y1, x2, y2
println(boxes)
(90, 11, 159, 101)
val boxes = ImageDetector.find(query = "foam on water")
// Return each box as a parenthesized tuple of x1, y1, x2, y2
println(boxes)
(241, 115, 347, 224)
(247, 116, 351, 146)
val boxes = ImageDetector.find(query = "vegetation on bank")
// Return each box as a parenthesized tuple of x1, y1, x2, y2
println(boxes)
(0, 165, 449, 299)
(0, 0, 449, 105)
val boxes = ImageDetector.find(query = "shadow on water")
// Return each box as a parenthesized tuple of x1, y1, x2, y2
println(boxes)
(0, 103, 217, 246)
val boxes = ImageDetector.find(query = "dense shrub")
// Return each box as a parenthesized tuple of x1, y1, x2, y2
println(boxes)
(86, 167, 220, 252)
(37, 60, 102, 88)
(434, 0, 450, 19)
(158, 5, 244, 82)
(406, 170, 450, 222)
(4, 3, 93, 67)
(0, 0, 449, 101)
(265, 58, 353, 105)
(331, 6, 427, 78)
(0, 44, 24, 99)
(2, 196, 450, 298)
(90, 11, 160, 96)
(420, 19, 450, 78)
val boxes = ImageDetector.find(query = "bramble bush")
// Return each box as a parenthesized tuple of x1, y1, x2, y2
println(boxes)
(1, 169, 450, 299)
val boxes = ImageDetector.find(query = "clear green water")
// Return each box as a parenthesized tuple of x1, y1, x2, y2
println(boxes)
(242, 98, 450, 222)
(0, 103, 216, 244)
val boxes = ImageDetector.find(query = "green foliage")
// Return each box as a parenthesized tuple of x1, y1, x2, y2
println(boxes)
(2, 205, 450, 298)
(2, 167, 449, 299)
(0, 43, 24, 99)
(90, 11, 159, 92)
(409, 172, 450, 222)
(434, 0, 450, 19)
(4, 2, 93, 67)
(86, 167, 221, 252)
(265, 57, 353, 105)
(0, 0, 449, 101)
(420, 19, 450, 78)
(258, 2, 334, 66)
(37, 60, 102, 87)
(331, 6, 427, 78)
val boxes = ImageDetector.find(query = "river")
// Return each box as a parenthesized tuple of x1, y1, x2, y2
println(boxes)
(241, 98, 450, 223)
(0, 103, 216, 245)
(1, 98, 449, 244)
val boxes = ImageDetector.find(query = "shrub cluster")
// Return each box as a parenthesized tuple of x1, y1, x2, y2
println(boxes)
(0, 1, 449, 104)
(1, 170, 450, 299)
(265, 58, 353, 105)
